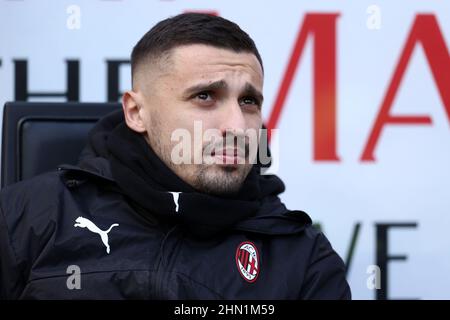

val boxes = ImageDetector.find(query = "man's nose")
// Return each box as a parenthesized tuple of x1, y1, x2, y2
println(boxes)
(219, 100, 246, 136)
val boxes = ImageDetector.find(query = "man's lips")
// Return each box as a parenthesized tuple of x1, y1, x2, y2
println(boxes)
(210, 148, 246, 164)
(211, 148, 245, 157)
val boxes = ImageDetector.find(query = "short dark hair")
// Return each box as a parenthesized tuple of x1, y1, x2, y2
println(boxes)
(131, 13, 263, 80)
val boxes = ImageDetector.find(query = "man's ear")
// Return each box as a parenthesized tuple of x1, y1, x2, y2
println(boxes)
(122, 90, 147, 133)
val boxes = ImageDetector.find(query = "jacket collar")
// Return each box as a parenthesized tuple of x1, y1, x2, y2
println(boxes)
(57, 160, 312, 236)
(57, 157, 115, 185)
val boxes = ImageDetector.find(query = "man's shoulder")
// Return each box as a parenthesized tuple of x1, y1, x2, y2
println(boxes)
(0, 170, 68, 228)
(1, 170, 64, 204)
(298, 225, 351, 299)
(283, 222, 337, 261)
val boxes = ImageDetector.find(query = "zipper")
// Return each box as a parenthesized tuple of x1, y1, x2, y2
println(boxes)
(151, 251, 164, 299)
(151, 225, 179, 299)
(65, 179, 80, 188)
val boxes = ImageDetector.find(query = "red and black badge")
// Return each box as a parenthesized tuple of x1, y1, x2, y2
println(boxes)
(235, 241, 260, 283)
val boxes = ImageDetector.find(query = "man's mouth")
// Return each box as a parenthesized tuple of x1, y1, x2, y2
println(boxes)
(211, 147, 246, 165)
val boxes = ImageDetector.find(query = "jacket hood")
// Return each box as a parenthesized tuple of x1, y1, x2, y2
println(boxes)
(62, 110, 312, 236)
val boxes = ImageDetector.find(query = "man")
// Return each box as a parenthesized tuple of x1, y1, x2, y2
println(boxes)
(0, 13, 351, 299)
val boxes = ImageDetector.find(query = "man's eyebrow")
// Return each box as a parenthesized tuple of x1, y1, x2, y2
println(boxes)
(183, 80, 228, 98)
(243, 83, 264, 103)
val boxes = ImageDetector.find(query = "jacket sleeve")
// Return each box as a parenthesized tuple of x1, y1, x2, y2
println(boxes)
(299, 229, 351, 300)
(0, 200, 25, 299)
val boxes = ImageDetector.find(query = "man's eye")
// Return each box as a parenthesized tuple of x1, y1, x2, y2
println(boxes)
(196, 92, 213, 101)
(240, 96, 260, 107)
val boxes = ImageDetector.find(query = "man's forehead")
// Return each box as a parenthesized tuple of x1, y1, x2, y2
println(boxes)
(133, 44, 263, 92)
(169, 44, 263, 84)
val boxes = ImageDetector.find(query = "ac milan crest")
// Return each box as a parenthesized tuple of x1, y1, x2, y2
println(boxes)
(235, 241, 260, 283)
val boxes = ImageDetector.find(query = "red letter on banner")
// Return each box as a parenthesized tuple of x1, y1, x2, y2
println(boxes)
(266, 13, 340, 161)
(361, 14, 450, 161)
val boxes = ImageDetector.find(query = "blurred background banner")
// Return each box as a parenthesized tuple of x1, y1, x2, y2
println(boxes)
(0, 0, 449, 299)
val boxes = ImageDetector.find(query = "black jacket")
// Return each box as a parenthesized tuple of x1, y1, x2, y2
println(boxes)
(0, 112, 351, 300)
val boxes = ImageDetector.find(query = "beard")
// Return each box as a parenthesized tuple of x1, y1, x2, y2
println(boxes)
(192, 161, 253, 196)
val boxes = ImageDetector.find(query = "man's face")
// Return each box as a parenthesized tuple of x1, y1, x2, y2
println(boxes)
(127, 44, 264, 195)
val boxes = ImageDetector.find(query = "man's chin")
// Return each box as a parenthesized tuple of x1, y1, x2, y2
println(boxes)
(194, 164, 251, 195)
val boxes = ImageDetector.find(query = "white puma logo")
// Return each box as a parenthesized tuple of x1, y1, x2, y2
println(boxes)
(74, 217, 119, 254)
(169, 192, 181, 213)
